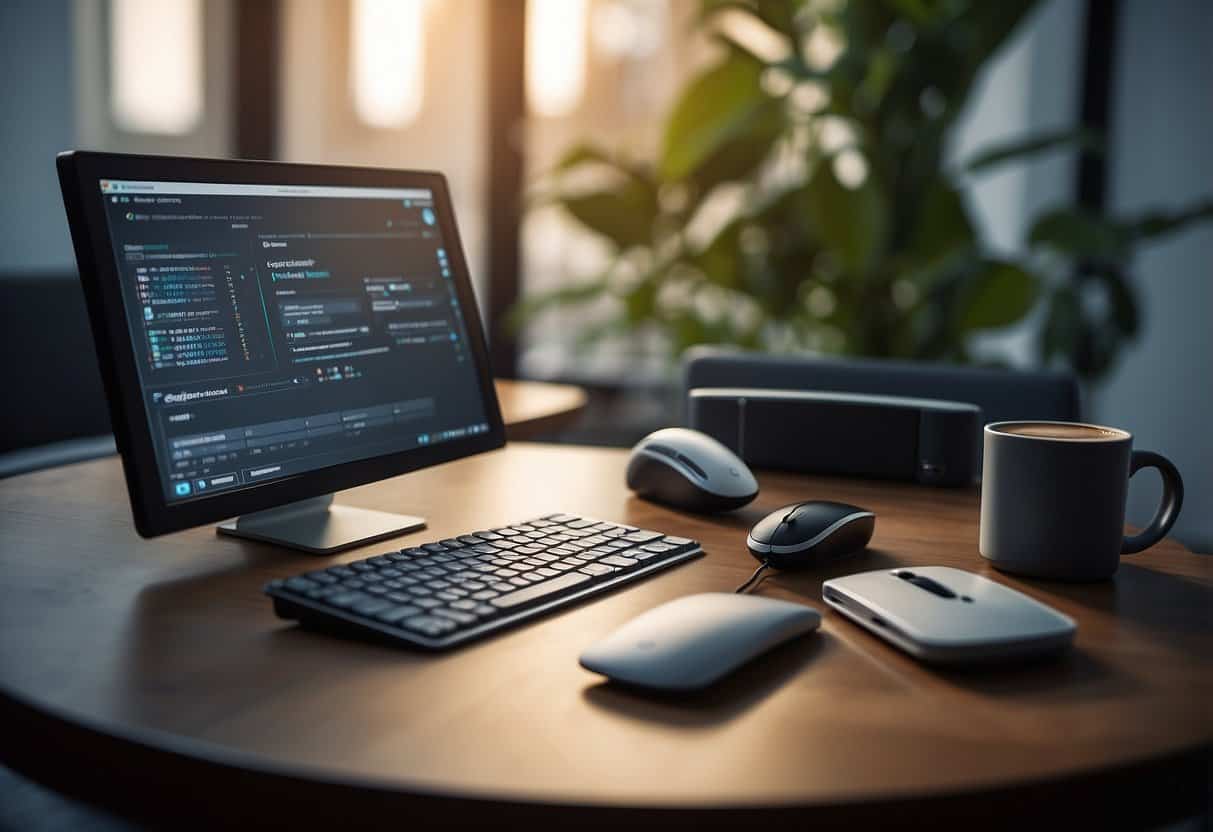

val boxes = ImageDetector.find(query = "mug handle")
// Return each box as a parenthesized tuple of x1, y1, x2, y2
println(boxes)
(1122, 450, 1185, 554)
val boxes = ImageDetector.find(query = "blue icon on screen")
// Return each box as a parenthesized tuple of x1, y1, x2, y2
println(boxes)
(422, 207, 436, 226)
(174, 482, 191, 497)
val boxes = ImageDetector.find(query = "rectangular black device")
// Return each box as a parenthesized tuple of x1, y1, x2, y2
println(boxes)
(267, 514, 702, 650)
(58, 151, 505, 537)
(687, 387, 981, 486)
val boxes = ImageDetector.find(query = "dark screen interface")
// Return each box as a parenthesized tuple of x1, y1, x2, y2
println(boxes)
(98, 178, 489, 503)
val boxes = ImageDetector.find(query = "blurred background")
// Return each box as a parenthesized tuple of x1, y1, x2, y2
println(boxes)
(0, 0, 1210, 551)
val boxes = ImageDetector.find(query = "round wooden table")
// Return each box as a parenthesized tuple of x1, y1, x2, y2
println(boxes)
(495, 378, 588, 440)
(0, 444, 1209, 829)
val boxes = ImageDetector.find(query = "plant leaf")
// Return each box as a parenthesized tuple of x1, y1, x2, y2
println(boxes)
(558, 178, 659, 249)
(963, 128, 1102, 174)
(909, 179, 976, 261)
(804, 158, 888, 273)
(659, 53, 775, 183)
(1028, 208, 1130, 262)
(956, 260, 1039, 331)
(551, 143, 617, 174)
(1125, 198, 1213, 241)
(690, 220, 745, 290)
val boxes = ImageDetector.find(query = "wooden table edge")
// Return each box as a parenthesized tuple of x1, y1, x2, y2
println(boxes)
(4, 680, 1208, 830)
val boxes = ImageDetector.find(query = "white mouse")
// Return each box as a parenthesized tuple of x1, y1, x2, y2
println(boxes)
(626, 427, 759, 513)
(580, 593, 821, 691)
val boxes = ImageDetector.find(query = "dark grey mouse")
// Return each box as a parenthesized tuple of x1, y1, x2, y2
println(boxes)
(747, 501, 875, 568)
(627, 428, 759, 513)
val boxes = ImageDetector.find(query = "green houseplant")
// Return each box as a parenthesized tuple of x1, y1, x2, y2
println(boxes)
(519, 0, 1211, 381)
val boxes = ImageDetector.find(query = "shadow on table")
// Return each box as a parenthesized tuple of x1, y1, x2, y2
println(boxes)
(1026, 562, 1213, 641)
(930, 647, 1140, 702)
(581, 631, 829, 728)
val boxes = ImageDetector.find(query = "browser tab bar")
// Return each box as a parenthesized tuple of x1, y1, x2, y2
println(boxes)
(99, 179, 433, 201)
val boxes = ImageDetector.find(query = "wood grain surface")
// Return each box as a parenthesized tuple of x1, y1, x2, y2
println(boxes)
(0, 444, 1209, 828)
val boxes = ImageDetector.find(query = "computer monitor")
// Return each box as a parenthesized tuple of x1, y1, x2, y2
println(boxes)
(58, 152, 505, 552)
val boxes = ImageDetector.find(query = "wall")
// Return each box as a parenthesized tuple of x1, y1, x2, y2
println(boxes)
(0, 0, 76, 272)
(278, 0, 489, 305)
(1095, 0, 1213, 552)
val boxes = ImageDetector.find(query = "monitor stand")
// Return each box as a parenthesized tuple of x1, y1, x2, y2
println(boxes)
(217, 494, 425, 555)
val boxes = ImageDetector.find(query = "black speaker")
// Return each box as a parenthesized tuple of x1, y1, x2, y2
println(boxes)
(687, 388, 981, 487)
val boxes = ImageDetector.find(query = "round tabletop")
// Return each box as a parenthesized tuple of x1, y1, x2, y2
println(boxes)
(0, 444, 1209, 829)
(494, 378, 588, 440)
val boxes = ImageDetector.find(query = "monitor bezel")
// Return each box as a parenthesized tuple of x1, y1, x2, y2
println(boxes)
(58, 150, 506, 538)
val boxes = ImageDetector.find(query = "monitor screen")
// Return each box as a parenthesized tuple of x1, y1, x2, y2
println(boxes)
(94, 177, 491, 504)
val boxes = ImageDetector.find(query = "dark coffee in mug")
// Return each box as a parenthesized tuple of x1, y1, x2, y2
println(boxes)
(979, 421, 1184, 581)
(992, 423, 1125, 441)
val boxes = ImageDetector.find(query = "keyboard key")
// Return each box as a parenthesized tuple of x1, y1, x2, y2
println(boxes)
(449, 599, 478, 611)
(327, 591, 366, 608)
(536, 567, 559, 578)
(601, 554, 639, 568)
(544, 514, 579, 523)
(375, 605, 421, 623)
(490, 582, 515, 593)
(471, 590, 499, 601)
(386, 592, 413, 603)
(439, 539, 465, 548)
(663, 536, 694, 546)
(578, 563, 614, 576)
(367, 556, 392, 567)
(473, 604, 497, 616)
(328, 566, 355, 578)
(434, 608, 477, 625)
(414, 597, 441, 610)
(285, 577, 318, 593)
(404, 616, 455, 636)
(491, 572, 591, 609)
(366, 585, 389, 596)
(353, 598, 393, 616)
(623, 530, 663, 544)
(508, 577, 531, 587)
(473, 531, 503, 541)
(643, 542, 675, 554)
(305, 572, 338, 585)
(457, 535, 481, 545)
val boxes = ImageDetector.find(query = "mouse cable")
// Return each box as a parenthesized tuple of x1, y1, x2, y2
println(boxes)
(735, 561, 770, 594)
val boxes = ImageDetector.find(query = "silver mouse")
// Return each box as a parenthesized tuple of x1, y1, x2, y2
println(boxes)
(580, 593, 821, 691)
(626, 427, 759, 512)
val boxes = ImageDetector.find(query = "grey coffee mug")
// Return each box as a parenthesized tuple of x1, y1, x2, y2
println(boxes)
(979, 421, 1184, 581)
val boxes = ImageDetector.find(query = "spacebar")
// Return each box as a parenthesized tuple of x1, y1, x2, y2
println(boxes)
(490, 572, 592, 609)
